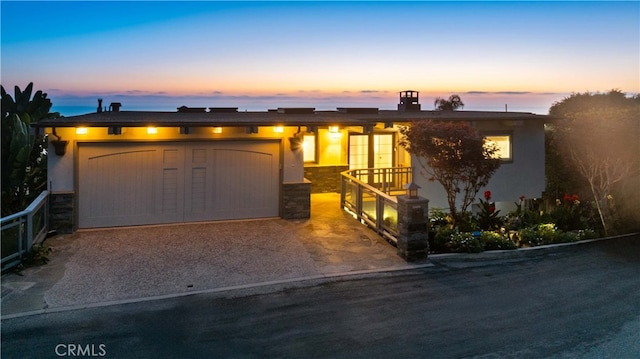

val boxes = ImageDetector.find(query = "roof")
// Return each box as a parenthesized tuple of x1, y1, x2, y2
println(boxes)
(32, 108, 550, 128)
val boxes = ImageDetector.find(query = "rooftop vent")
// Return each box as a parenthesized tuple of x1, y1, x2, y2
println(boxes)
(398, 90, 421, 112)
(177, 106, 206, 113)
(337, 107, 379, 114)
(277, 108, 316, 114)
(208, 107, 238, 113)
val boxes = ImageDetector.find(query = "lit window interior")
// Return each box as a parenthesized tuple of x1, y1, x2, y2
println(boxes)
(485, 135, 511, 160)
(303, 134, 316, 162)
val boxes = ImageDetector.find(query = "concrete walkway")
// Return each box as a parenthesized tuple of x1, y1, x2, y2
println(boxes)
(1, 194, 411, 317)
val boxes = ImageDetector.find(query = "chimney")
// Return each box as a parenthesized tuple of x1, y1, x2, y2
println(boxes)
(398, 90, 421, 112)
(97, 99, 103, 113)
(109, 102, 122, 112)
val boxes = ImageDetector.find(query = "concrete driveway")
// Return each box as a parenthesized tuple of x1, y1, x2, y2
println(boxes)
(1, 194, 410, 316)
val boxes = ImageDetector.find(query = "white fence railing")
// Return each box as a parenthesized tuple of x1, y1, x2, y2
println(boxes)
(1, 190, 49, 271)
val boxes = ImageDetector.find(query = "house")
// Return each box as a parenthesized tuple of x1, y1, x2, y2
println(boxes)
(33, 91, 549, 233)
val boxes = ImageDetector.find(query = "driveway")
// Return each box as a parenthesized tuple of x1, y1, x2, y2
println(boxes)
(1, 194, 409, 316)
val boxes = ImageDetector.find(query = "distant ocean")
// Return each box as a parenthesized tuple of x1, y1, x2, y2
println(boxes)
(51, 105, 179, 117)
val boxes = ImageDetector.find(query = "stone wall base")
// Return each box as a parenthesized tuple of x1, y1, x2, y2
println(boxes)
(49, 192, 75, 234)
(282, 180, 312, 219)
(303, 165, 348, 193)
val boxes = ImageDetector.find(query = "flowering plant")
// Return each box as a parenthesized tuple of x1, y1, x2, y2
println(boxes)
(475, 190, 502, 230)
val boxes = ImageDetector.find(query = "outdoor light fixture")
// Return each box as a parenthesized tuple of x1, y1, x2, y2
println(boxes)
(147, 127, 158, 134)
(405, 182, 421, 199)
(212, 127, 223, 134)
(273, 126, 284, 133)
(329, 126, 339, 133)
(75, 127, 88, 135)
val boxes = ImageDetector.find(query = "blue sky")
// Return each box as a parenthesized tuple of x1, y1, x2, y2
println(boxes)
(2, 1, 638, 115)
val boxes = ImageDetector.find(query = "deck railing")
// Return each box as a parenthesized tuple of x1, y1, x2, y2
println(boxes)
(340, 167, 412, 244)
(1, 190, 49, 271)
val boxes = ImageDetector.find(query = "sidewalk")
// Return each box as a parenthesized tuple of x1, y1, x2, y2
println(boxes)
(1, 194, 411, 317)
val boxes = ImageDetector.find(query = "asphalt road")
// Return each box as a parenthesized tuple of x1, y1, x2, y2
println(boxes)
(2, 236, 639, 359)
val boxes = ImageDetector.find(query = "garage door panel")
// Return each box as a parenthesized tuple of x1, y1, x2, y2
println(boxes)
(79, 141, 280, 228)
(79, 145, 163, 227)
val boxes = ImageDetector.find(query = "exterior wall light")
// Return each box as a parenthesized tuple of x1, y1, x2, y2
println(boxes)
(147, 127, 158, 134)
(273, 126, 284, 133)
(405, 182, 421, 199)
(329, 126, 339, 133)
(75, 127, 88, 135)
(212, 127, 223, 134)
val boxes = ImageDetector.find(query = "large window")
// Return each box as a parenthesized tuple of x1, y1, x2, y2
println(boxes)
(485, 135, 512, 161)
(303, 134, 316, 163)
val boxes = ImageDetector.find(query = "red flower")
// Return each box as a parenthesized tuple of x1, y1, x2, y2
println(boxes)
(564, 193, 571, 202)
(484, 190, 492, 200)
(519, 196, 526, 202)
(571, 194, 579, 202)
(489, 204, 496, 214)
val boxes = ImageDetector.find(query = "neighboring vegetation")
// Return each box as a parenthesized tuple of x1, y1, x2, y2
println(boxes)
(546, 90, 640, 235)
(1, 83, 59, 216)
(434, 94, 465, 111)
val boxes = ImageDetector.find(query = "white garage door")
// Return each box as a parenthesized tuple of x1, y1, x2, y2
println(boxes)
(78, 141, 281, 228)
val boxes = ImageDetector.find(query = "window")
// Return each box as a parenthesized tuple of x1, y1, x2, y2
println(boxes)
(303, 134, 316, 162)
(485, 135, 512, 160)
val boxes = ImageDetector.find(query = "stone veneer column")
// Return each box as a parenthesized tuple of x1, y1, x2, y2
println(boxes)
(49, 191, 75, 234)
(396, 195, 429, 261)
(282, 180, 312, 219)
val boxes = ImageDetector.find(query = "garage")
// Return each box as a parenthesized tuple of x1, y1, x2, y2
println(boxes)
(78, 140, 281, 228)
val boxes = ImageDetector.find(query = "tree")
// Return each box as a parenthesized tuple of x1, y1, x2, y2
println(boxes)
(548, 90, 640, 235)
(1, 83, 58, 216)
(434, 94, 465, 111)
(399, 120, 501, 227)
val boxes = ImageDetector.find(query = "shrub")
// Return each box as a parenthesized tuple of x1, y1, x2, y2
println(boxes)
(447, 232, 484, 253)
(432, 227, 456, 253)
(551, 231, 579, 244)
(517, 226, 543, 247)
(576, 229, 599, 240)
(481, 231, 517, 250)
(537, 223, 558, 244)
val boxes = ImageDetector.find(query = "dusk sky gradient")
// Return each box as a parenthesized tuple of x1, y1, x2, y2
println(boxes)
(2, 1, 639, 115)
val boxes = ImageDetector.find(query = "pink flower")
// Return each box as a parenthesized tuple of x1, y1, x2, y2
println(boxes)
(484, 190, 492, 200)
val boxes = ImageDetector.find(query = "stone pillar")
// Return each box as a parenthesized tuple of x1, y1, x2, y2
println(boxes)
(282, 180, 312, 219)
(396, 195, 429, 261)
(49, 191, 75, 234)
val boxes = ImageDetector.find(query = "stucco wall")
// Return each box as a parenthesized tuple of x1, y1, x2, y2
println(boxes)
(412, 119, 546, 211)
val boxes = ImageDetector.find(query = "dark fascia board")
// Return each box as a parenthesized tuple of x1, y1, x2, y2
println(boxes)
(31, 109, 550, 128)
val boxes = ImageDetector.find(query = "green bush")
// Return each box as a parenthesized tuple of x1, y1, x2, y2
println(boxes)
(432, 227, 456, 253)
(481, 231, 517, 250)
(517, 226, 543, 247)
(537, 223, 558, 244)
(551, 231, 579, 244)
(576, 229, 599, 241)
(447, 232, 483, 253)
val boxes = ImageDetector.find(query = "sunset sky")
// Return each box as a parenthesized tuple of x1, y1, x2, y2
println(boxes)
(2, 1, 638, 115)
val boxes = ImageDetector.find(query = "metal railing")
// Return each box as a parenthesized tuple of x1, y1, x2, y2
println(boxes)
(1, 190, 49, 271)
(340, 167, 412, 244)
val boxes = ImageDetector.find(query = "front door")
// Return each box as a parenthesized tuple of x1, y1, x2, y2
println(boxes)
(348, 133, 394, 184)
